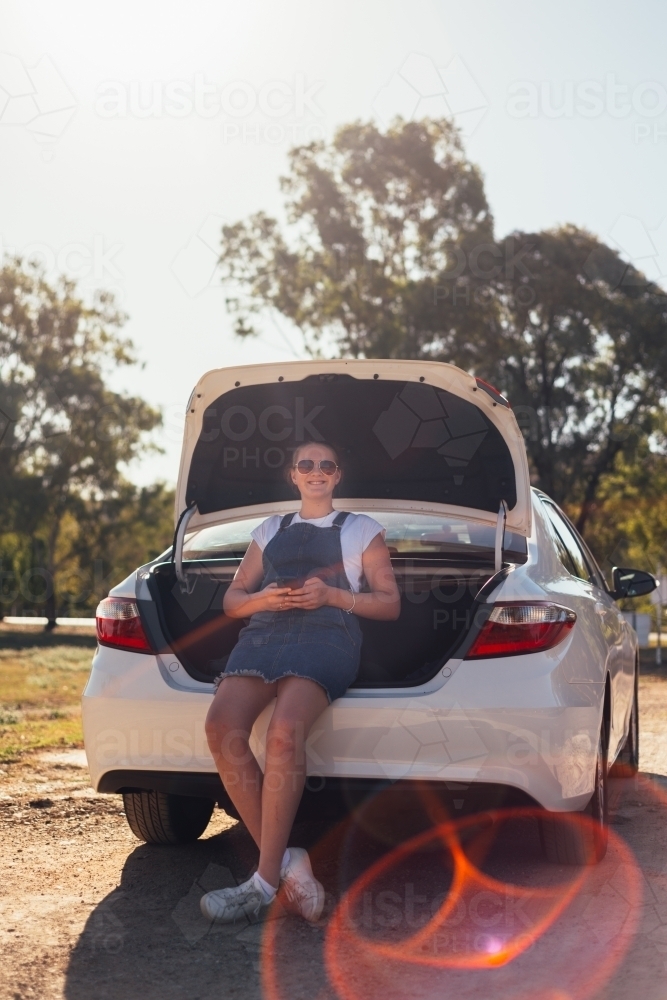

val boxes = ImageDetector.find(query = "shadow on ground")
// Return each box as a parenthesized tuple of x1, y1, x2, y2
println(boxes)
(61, 786, 528, 1000)
(62, 796, 390, 1000)
(62, 775, 667, 1000)
(63, 816, 273, 1000)
(0, 626, 97, 650)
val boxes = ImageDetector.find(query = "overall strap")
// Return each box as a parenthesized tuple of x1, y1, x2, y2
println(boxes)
(333, 511, 350, 528)
(279, 512, 297, 529)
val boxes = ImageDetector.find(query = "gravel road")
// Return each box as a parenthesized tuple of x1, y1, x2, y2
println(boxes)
(2, 674, 667, 1000)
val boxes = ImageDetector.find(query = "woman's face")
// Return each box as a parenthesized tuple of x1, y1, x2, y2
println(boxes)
(290, 444, 341, 502)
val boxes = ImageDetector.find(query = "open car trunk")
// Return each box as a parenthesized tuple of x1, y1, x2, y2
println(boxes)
(147, 359, 531, 688)
(143, 512, 527, 687)
(146, 559, 484, 687)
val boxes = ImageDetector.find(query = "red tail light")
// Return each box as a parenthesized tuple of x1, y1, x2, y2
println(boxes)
(96, 597, 153, 653)
(465, 603, 576, 659)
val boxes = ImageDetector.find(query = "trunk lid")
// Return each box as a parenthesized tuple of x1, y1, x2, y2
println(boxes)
(176, 359, 532, 537)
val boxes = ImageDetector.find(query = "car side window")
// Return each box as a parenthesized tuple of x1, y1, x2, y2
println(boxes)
(568, 524, 608, 591)
(541, 502, 594, 584)
(540, 502, 577, 576)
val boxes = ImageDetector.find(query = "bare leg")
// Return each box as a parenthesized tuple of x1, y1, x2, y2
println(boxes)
(257, 676, 329, 888)
(205, 675, 276, 849)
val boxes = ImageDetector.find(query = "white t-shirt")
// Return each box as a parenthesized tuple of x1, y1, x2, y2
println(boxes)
(250, 511, 385, 592)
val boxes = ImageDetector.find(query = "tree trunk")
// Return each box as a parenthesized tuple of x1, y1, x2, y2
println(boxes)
(44, 589, 57, 631)
(44, 514, 61, 631)
(575, 440, 623, 536)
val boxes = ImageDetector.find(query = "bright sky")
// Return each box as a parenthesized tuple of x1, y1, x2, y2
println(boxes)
(2, 0, 666, 487)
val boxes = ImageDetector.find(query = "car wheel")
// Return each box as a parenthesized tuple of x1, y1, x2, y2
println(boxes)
(122, 790, 214, 845)
(540, 726, 608, 865)
(610, 662, 639, 778)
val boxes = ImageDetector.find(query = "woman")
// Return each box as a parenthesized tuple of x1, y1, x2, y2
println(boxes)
(201, 441, 400, 924)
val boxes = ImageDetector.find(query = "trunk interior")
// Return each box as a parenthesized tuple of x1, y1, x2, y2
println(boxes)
(145, 557, 493, 688)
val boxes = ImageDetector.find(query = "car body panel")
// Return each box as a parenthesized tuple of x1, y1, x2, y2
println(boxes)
(83, 361, 639, 816)
(83, 493, 637, 813)
(82, 642, 599, 812)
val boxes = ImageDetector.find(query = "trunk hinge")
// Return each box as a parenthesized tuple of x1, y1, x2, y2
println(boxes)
(172, 503, 197, 591)
(494, 499, 508, 573)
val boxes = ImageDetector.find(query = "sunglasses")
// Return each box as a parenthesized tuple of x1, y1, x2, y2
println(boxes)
(293, 459, 339, 476)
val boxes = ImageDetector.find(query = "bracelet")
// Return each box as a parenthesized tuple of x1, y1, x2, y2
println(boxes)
(345, 589, 356, 614)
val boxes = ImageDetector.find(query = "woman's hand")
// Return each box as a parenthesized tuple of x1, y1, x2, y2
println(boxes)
(224, 543, 295, 618)
(259, 583, 294, 612)
(284, 577, 332, 610)
(223, 533, 400, 621)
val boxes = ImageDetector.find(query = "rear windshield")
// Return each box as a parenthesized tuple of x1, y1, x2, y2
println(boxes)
(181, 512, 527, 563)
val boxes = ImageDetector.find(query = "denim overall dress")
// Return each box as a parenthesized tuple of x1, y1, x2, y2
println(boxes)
(221, 512, 363, 702)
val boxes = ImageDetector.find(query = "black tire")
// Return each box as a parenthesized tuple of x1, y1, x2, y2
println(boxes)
(540, 726, 608, 865)
(122, 791, 214, 845)
(610, 661, 639, 778)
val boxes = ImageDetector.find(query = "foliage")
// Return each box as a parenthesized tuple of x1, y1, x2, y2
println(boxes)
(62, 481, 175, 613)
(219, 118, 494, 358)
(217, 118, 667, 537)
(582, 450, 667, 577)
(472, 228, 667, 530)
(0, 260, 173, 621)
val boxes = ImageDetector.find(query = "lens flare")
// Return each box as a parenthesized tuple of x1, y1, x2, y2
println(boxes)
(326, 811, 588, 971)
(260, 791, 645, 1000)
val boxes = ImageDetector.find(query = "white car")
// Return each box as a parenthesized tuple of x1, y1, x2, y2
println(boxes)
(82, 359, 655, 863)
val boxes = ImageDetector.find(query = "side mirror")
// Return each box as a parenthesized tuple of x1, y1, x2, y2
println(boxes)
(611, 567, 657, 600)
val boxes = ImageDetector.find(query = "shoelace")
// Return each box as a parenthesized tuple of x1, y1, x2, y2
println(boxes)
(283, 877, 317, 904)
(208, 885, 264, 920)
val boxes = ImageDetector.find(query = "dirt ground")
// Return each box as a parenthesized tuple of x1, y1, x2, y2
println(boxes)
(1, 671, 667, 1000)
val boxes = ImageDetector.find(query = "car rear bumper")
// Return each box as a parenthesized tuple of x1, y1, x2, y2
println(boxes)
(82, 644, 602, 813)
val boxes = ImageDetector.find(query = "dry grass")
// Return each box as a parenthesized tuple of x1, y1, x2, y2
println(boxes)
(638, 673, 667, 726)
(0, 626, 96, 759)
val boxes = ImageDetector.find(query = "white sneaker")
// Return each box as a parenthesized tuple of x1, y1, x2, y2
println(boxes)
(200, 874, 272, 924)
(279, 847, 325, 922)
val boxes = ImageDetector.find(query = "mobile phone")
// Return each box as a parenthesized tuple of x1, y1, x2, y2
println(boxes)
(275, 577, 300, 590)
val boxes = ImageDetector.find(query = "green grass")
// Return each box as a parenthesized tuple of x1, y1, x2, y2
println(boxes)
(0, 626, 96, 759)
